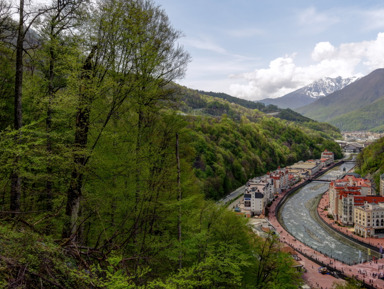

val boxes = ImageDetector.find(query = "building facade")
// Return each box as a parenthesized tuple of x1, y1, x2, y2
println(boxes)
(321, 149, 334, 163)
(243, 192, 265, 215)
(380, 174, 384, 196)
(354, 202, 384, 238)
(287, 160, 322, 177)
(328, 174, 372, 225)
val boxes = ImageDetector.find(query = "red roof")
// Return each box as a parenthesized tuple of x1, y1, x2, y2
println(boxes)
(354, 196, 384, 206)
(339, 191, 361, 199)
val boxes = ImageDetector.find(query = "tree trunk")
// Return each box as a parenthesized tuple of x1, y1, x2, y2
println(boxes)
(62, 49, 94, 240)
(176, 133, 182, 269)
(45, 35, 55, 212)
(10, 0, 24, 214)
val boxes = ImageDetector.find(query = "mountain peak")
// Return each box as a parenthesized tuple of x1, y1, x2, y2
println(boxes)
(295, 68, 384, 131)
(302, 76, 359, 99)
(260, 76, 358, 109)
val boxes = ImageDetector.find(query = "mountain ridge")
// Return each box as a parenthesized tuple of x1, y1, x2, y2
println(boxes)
(260, 76, 358, 109)
(295, 68, 384, 131)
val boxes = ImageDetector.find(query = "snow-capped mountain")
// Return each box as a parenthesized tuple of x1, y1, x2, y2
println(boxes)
(260, 76, 358, 109)
(301, 76, 358, 99)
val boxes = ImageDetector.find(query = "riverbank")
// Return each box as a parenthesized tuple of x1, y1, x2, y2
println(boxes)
(317, 191, 382, 257)
(268, 187, 346, 289)
(269, 163, 384, 289)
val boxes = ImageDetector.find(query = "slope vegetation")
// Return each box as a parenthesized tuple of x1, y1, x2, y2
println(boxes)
(356, 136, 384, 189)
(173, 86, 343, 200)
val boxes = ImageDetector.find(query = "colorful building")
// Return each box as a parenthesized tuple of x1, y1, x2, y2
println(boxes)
(354, 201, 384, 238)
(329, 173, 372, 225)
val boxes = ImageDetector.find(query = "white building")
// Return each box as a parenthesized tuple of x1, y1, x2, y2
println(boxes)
(243, 192, 265, 215)
(321, 150, 334, 162)
(268, 167, 290, 194)
(354, 202, 384, 238)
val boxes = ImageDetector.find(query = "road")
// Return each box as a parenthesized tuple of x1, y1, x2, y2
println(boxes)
(218, 185, 245, 206)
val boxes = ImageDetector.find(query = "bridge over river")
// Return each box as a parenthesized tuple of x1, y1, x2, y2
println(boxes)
(279, 162, 377, 265)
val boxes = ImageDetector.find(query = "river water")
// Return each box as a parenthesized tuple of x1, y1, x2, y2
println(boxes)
(280, 162, 370, 265)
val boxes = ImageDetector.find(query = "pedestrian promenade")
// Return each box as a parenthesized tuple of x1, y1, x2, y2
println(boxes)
(268, 182, 384, 289)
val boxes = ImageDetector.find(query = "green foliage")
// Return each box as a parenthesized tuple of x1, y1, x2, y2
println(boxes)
(329, 97, 384, 132)
(0, 0, 334, 287)
(197, 90, 273, 111)
(243, 234, 303, 289)
(333, 277, 363, 288)
(0, 45, 14, 130)
(356, 136, 384, 188)
(187, 115, 342, 200)
(0, 223, 88, 288)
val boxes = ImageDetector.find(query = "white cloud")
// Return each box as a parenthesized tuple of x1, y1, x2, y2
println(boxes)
(311, 42, 336, 62)
(297, 7, 340, 34)
(229, 33, 384, 100)
(185, 37, 227, 54)
(362, 9, 384, 31)
(226, 27, 265, 38)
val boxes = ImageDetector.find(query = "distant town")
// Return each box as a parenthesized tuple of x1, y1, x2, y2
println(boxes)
(233, 149, 336, 218)
(226, 132, 384, 288)
(232, 132, 384, 238)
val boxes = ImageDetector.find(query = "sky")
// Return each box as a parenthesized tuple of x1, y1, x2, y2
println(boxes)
(154, 0, 384, 101)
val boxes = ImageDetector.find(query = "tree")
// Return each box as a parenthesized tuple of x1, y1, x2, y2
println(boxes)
(33, 0, 87, 211)
(244, 233, 303, 289)
(62, 0, 190, 240)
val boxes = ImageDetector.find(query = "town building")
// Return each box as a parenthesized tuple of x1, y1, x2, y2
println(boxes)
(321, 149, 334, 162)
(287, 159, 322, 177)
(343, 144, 363, 153)
(247, 177, 274, 202)
(380, 174, 384, 196)
(354, 202, 384, 238)
(243, 192, 265, 215)
(268, 167, 289, 194)
(243, 167, 293, 215)
(328, 174, 372, 225)
(242, 151, 334, 216)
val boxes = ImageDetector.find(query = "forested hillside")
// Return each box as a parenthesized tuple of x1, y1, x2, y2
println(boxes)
(0, 0, 339, 287)
(356, 136, 384, 189)
(186, 115, 341, 200)
(169, 86, 342, 200)
(177, 85, 342, 139)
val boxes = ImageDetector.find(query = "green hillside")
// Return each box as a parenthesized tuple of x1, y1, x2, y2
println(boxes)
(166, 86, 343, 199)
(186, 115, 342, 199)
(329, 97, 384, 131)
(356, 136, 384, 189)
(176, 86, 342, 139)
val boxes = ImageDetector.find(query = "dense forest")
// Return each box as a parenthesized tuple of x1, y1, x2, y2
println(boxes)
(356, 136, 384, 190)
(0, 0, 342, 287)
(173, 86, 342, 200)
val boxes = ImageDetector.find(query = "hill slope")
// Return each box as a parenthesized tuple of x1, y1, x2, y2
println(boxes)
(330, 97, 384, 131)
(356, 136, 384, 189)
(172, 85, 343, 199)
(295, 69, 384, 131)
(177, 86, 342, 139)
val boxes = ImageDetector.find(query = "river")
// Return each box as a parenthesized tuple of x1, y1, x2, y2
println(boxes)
(280, 162, 371, 265)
